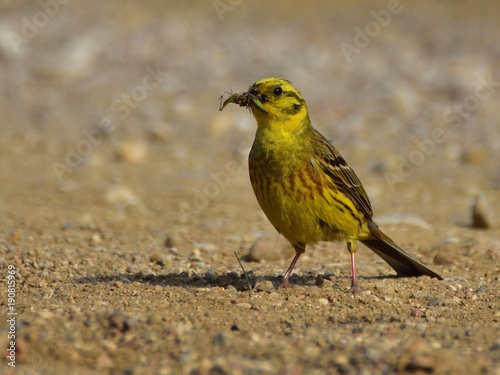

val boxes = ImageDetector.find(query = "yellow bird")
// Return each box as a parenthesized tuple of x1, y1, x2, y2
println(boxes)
(220, 78, 443, 289)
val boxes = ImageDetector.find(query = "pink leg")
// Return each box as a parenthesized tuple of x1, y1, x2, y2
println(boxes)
(350, 251, 358, 293)
(348, 240, 358, 293)
(282, 253, 301, 287)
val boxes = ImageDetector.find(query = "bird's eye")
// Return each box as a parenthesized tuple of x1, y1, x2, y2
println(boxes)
(273, 87, 282, 96)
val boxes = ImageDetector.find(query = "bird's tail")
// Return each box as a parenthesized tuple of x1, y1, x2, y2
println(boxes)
(361, 221, 443, 280)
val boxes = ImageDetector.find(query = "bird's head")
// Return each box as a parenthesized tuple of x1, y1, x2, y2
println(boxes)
(245, 78, 309, 129)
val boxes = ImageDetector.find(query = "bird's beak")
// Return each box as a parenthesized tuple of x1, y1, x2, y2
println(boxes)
(246, 90, 269, 114)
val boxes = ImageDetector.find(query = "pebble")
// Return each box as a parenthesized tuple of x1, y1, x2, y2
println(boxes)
(165, 235, 176, 248)
(475, 284, 487, 294)
(236, 302, 252, 309)
(189, 249, 203, 262)
(90, 233, 102, 245)
(410, 309, 423, 318)
(318, 298, 329, 306)
(255, 280, 275, 293)
(105, 186, 140, 206)
(79, 213, 96, 230)
(427, 297, 440, 306)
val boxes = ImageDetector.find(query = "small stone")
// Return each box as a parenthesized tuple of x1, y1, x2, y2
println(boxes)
(225, 285, 238, 293)
(428, 297, 440, 307)
(447, 284, 458, 292)
(255, 280, 275, 293)
(150, 253, 161, 263)
(115, 139, 148, 165)
(105, 186, 140, 206)
(318, 298, 329, 306)
(315, 275, 324, 287)
(108, 311, 127, 332)
(90, 233, 102, 245)
(236, 302, 252, 309)
(471, 192, 494, 229)
(433, 252, 456, 265)
(79, 213, 96, 230)
(410, 309, 422, 318)
(475, 284, 487, 294)
(165, 235, 176, 248)
(189, 249, 203, 262)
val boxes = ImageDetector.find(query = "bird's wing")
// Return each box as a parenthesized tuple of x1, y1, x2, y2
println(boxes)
(311, 129, 373, 218)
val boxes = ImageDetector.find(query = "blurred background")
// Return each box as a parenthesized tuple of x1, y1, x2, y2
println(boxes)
(0, 0, 498, 241)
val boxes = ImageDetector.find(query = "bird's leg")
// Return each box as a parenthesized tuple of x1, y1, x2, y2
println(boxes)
(282, 243, 305, 287)
(347, 240, 359, 293)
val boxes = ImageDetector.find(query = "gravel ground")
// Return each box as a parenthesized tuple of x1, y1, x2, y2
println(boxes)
(0, 1, 499, 374)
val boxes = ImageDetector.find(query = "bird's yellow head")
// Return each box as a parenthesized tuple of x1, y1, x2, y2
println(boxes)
(245, 78, 309, 129)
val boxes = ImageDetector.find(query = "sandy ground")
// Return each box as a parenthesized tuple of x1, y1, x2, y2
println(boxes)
(0, 1, 499, 374)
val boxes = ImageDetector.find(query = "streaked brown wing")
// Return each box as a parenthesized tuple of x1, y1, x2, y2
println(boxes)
(311, 128, 373, 218)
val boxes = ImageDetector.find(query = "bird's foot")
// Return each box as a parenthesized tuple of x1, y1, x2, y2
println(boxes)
(280, 276, 292, 288)
(350, 281, 359, 294)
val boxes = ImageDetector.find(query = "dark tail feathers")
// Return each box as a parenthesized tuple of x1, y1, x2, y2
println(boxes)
(361, 222, 443, 280)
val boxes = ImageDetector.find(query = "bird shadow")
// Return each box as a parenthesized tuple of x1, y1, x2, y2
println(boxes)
(73, 271, 400, 292)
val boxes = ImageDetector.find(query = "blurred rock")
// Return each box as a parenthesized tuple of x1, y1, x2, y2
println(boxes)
(105, 186, 140, 206)
(189, 248, 203, 262)
(375, 214, 431, 230)
(243, 232, 295, 262)
(79, 213, 96, 230)
(461, 147, 488, 165)
(255, 280, 275, 293)
(432, 237, 461, 265)
(115, 139, 148, 165)
(471, 192, 494, 229)
(399, 341, 435, 373)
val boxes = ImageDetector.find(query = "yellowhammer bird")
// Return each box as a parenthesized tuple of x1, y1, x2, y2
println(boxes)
(220, 77, 443, 290)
